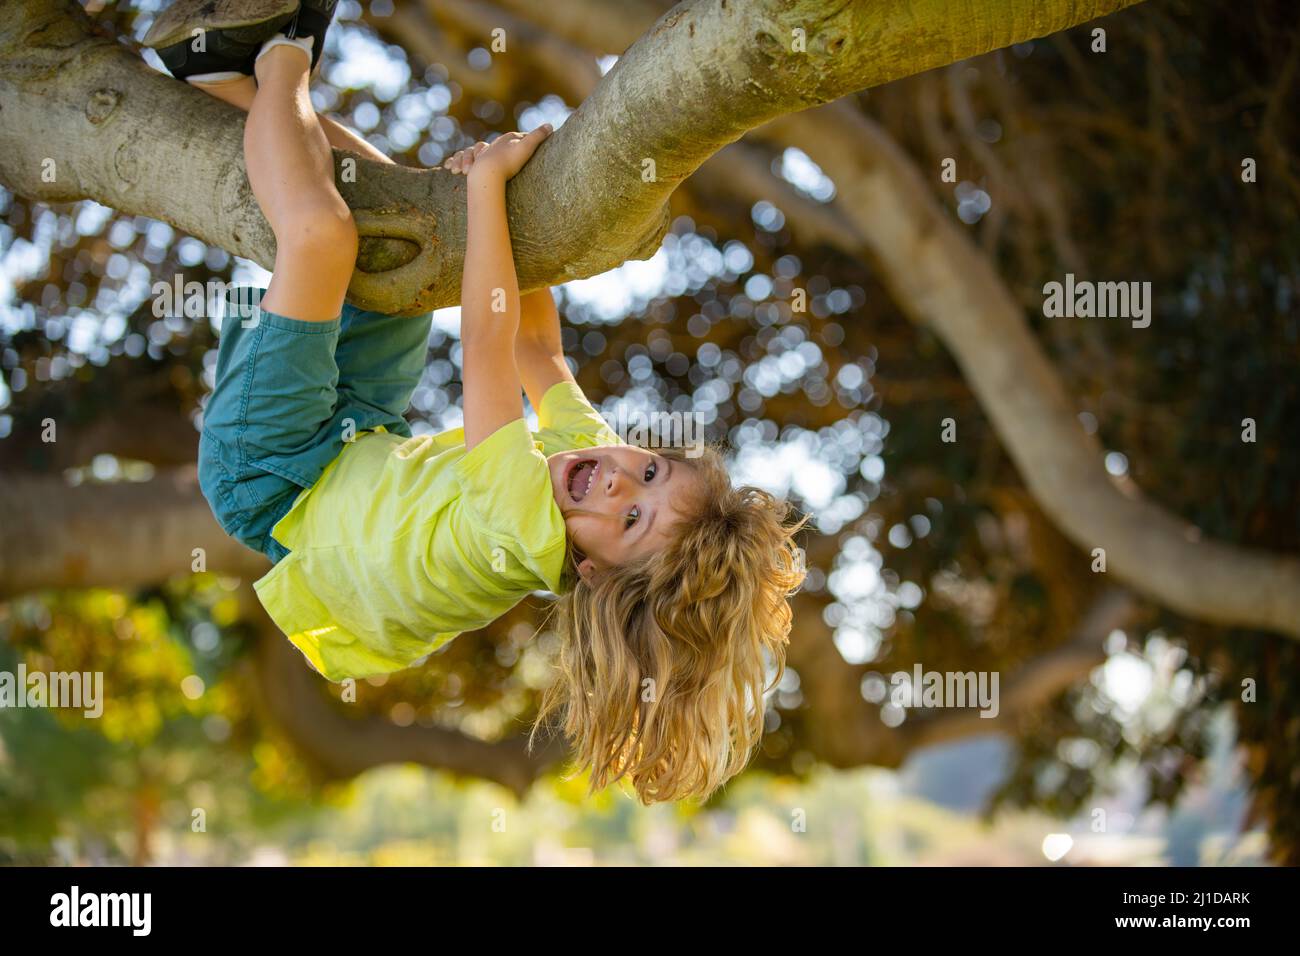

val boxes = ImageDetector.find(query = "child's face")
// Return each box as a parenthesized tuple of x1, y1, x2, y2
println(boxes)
(547, 445, 700, 578)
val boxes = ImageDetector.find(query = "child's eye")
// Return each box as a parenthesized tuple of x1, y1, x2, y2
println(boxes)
(644, 462, 657, 482)
(625, 505, 640, 529)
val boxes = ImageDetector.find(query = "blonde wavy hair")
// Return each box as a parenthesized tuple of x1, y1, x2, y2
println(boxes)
(530, 445, 806, 804)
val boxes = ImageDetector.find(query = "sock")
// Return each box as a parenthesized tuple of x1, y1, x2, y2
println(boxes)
(256, 34, 314, 64)
(186, 71, 248, 86)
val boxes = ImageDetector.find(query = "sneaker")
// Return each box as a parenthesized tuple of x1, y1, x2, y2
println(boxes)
(281, 0, 340, 72)
(144, 0, 300, 81)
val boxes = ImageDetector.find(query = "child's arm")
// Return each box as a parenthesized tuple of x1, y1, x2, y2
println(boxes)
(448, 126, 552, 451)
(516, 288, 577, 413)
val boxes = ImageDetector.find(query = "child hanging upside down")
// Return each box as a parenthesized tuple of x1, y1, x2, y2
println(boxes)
(147, 0, 805, 803)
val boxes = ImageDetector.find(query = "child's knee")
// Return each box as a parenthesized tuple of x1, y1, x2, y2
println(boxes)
(277, 201, 358, 269)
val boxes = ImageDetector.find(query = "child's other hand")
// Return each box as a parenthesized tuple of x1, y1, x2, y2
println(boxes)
(443, 125, 553, 184)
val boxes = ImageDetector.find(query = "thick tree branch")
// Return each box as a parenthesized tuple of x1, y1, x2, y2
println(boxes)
(376, 0, 859, 262)
(0, 0, 1140, 315)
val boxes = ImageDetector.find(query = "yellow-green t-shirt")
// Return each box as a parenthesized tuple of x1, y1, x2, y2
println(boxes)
(252, 381, 620, 681)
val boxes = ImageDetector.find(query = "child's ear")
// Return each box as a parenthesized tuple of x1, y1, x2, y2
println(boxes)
(576, 557, 599, 581)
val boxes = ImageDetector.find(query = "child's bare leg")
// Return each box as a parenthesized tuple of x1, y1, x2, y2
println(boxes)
(191, 75, 393, 164)
(190, 75, 258, 110)
(316, 113, 393, 165)
(246, 45, 357, 322)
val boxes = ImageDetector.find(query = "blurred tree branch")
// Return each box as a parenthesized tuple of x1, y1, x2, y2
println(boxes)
(0, 468, 265, 597)
(416, 0, 602, 105)
(249, 595, 564, 795)
(757, 103, 1300, 641)
(898, 588, 1137, 752)
(0, 403, 199, 471)
(778, 537, 1138, 767)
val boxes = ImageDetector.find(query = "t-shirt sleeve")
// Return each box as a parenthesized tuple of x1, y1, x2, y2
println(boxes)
(535, 381, 621, 455)
(453, 417, 567, 580)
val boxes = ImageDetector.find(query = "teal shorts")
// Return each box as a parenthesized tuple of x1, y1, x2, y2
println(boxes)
(198, 287, 432, 563)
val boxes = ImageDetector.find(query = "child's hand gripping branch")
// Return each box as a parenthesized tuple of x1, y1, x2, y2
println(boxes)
(447, 132, 704, 577)
(442, 127, 555, 452)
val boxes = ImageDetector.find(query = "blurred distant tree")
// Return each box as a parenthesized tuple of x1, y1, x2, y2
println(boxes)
(1, 0, 1297, 862)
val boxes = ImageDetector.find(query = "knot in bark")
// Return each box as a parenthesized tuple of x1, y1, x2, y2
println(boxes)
(86, 88, 121, 125)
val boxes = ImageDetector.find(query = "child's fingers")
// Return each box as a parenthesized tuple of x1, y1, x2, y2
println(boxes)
(445, 147, 478, 174)
(516, 124, 553, 160)
(516, 124, 552, 150)
(443, 143, 490, 174)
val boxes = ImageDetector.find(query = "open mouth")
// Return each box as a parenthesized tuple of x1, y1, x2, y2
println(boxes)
(565, 458, 599, 503)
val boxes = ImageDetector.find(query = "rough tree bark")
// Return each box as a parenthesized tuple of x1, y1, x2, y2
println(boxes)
(0, 0, 1140, 315)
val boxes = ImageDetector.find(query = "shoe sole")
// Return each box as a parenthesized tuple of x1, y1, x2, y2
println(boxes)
(143, 0, 301, 51)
